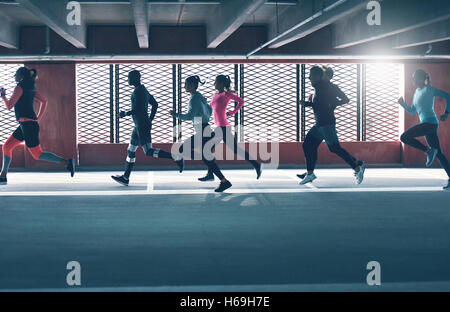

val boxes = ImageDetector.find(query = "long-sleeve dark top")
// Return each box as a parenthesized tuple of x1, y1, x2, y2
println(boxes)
(127, 84, 158, 125)
(304, 81, 350, 126)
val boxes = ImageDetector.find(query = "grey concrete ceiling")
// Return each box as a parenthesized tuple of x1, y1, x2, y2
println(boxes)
(0, 0, 295, 25)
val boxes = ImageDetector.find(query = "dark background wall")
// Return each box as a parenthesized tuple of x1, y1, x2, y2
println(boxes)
(1, 25, 450, 59)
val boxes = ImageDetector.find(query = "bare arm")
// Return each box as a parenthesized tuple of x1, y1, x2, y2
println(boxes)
(1, 86, 23, 110)
(34, 91, 48, 121)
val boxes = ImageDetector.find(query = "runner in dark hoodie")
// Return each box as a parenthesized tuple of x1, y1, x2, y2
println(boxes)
(299, 66, 365, 185)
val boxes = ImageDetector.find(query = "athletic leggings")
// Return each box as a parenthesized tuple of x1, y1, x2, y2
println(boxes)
(400, 122, 450, 177)
(179, 124, 225, 180)
(303, 124, 358, 172)
(205, 126, 259, 176)
(1, 121, 65, 174)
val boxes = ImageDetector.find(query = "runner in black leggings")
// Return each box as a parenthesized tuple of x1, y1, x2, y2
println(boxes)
(170, 75, 230, 192)
(1, 67, 75, 185)
(198, 75, 262, 185)
(299, 66, 365, 185)
(111, 70, 184, 186)
(398, 69, 450, 190)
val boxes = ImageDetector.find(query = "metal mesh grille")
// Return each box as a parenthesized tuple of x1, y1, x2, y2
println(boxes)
(117, 64, 174, 144)
(0, 64, 23, 143)
(76, 64, 111, 144)
(75, 63, 402, 145)
(179, 64, 235, 141)
(304, 64, 359, 141)
(242, 64, 297, 142)
(365, 63, 401, 142)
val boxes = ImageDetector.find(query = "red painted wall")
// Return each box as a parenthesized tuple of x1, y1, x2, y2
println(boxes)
(402, 63, 450, 167)
(78, 142, 400, 169)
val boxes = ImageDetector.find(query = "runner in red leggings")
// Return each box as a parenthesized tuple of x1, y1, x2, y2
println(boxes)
(0, 67, 75, 185)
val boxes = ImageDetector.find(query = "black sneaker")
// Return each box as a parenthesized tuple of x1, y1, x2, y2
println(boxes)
(297, 172, 308, 180)
(444, 180, 450, 191)
(0, 176, 7, 185)
(215, 180, 232, 193)
(255, 163, 263, 180)
(176, 158, 184, 173)
(112, 175, 129, 186)
(199, 173, 214, 182)
(67, 159, 75, 177)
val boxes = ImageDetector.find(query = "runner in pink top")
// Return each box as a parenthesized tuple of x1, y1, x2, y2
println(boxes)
(210, 91, 245, 127)
(199, 75, 262, 191)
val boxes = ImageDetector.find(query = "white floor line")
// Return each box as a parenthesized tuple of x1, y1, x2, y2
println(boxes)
(0, 186, 445, 197)
(147, 171, 154, 193)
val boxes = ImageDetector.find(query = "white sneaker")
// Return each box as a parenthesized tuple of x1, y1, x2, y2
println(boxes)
(299, 173, 317, 185)
(354, 163, 365, 185)
(426, 148, 438, 167)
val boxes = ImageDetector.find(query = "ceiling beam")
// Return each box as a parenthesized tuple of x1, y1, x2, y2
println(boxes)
(206, 0, 267, 49)
(269, 0, 367, 49)
(130, 0, 149, 48)
(392, 19, 450, 49)
(333, 0, 450, 49)
(247, 0, 364, 56)
(0, 11, 19, 49)
(16, 0, 87, 48)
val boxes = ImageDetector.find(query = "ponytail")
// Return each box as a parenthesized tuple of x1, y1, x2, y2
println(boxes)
(15, 67, 37, 84)
(425, 73, 430, 86)
(29, 68, 38, 81)
(186, 75, 205, 91)
(194, 75, 205, 86)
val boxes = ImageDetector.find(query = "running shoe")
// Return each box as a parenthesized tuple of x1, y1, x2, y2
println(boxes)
(0, 176, 7, 185)
(299, 173, 316, 185)
(176, 158, 185, 173)
(215, 180, 232, 192)
(444, 180, 450, 191)
(354, 161, 365, 185)
(67, 158, 75, 177)
(297, 172, 308, 180)
(426, 148, 438, 167)
(255, 163, 263, 180)
(198, 173, 214, 182)
(111, 175, 129, 186)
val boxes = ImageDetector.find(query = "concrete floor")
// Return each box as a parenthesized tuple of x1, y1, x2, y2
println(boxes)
(0, 168, 449, 291)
